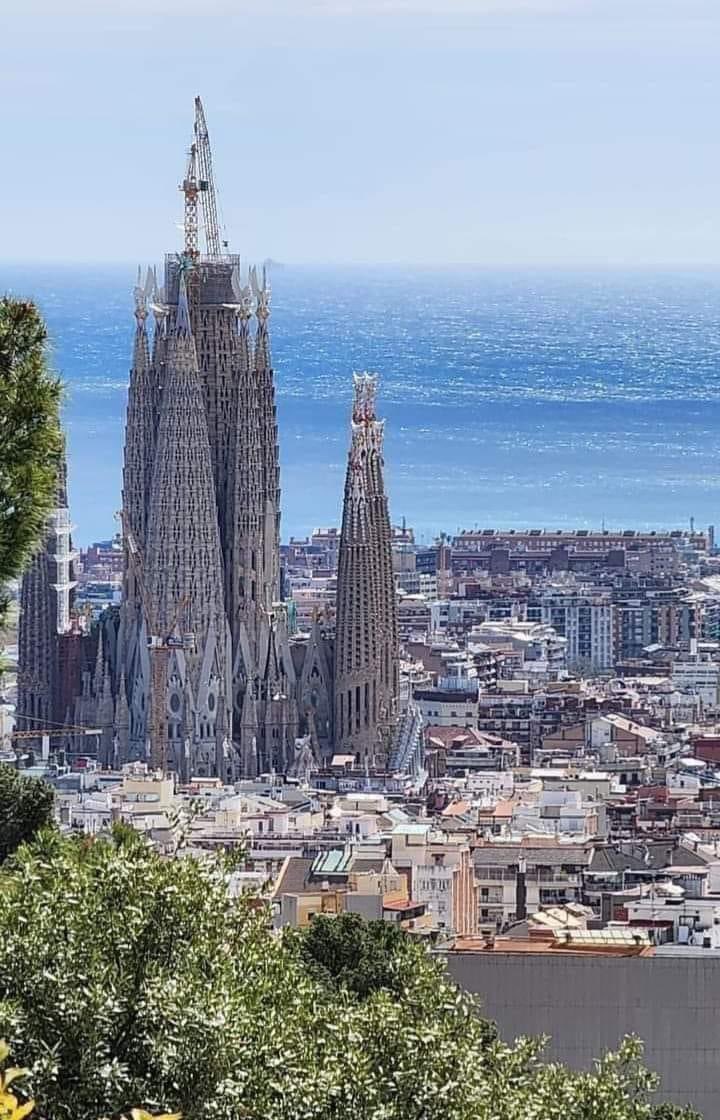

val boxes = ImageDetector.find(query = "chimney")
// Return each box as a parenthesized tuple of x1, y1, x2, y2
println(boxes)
(516, 856, 527, 921)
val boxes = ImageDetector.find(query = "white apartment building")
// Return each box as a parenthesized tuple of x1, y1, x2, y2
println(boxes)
(472, 842, 591, 933)
(414, 688, 479, 728)
(512, 789, 606, 839)
(470, 621, 567, 680)
(396, 571, 438, 597)
(391, 824, 478, 936)
(671, 654, 720, 708)
(532, 592, 614, 672)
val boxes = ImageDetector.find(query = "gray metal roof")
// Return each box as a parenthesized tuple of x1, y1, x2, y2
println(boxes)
(473, 845, 591, 868)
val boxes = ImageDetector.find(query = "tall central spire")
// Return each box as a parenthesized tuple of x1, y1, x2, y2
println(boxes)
(116, 98, 288, 779)
(145, 273, 224, 639)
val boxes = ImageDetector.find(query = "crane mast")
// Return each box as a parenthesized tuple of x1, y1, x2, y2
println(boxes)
(180, 143, 200, 262)
(179, 99, 224, 265)
(194, 95, 223, 257)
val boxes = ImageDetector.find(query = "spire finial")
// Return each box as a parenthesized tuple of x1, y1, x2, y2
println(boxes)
(133, 266, 148, 327)
(231, 265, 255, 320)
(352, 371, 378, 423)
(176, 268, 192, 337)
(251, 264, 271, 321)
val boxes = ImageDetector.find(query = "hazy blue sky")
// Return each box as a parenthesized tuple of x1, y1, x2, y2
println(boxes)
(2, 0, 719, 264)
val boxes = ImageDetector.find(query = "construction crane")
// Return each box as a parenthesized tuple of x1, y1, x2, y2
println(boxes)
(179, 98, 223, 262)
(180, 142, 201, 262)
(193, 96, 223, 257)
(5, 725, 101, 766)
(10, 725, 100, 740)
(118, 512, 193, 774)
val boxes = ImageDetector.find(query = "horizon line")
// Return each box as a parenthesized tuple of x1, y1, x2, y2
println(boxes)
(4, 259, 720, 272)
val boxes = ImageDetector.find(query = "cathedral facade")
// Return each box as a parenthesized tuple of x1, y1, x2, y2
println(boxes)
(116, 251, 302, 779)
(113, 102, 332, 779)
(17, 100, 424, 782)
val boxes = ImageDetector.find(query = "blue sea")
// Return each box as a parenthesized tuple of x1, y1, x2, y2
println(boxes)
(3, 264, 720, 547)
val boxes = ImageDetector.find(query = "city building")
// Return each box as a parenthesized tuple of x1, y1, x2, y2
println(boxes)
(472, 839, 591, 932)
(528, 589, 613, 672)
(16, 446, 81, 733)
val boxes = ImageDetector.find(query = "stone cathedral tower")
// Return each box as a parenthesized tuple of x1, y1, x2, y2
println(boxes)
(333, 373, 399, 767)
(115, 99, 296, 778)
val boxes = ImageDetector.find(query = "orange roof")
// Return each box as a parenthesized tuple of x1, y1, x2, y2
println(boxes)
(425, 725, 516, 750)
(492, 799, 515, 819)
(449, 936, 654, 957)
(442, 800, 471, 817)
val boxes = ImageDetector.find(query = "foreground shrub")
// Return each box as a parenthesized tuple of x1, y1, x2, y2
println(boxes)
(0, 830, 701, 1120)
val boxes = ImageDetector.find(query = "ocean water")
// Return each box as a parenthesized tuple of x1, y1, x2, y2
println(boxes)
(3, 264, 720, 547)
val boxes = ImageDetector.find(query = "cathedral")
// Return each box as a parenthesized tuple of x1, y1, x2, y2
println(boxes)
(115, 112, 299, 779)
(15, 98, 423, 782)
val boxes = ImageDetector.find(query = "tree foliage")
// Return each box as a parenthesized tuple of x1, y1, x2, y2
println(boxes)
(0, 831, 702, 1120)
(0, 767, 54, 864)
(0, 297, 63, 604)
(298, 909, 441, 999)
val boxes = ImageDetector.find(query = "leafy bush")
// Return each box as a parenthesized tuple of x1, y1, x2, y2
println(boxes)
(0, 830, 702, 1120)
(0, 767, 54, 863)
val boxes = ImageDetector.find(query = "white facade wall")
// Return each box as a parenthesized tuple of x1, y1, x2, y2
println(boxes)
(540, 599, 613, 672)
(415, 695, 478, 727)
(671, 659, 720, 707)
(415, 861, 456, 930)
(474, 863, 584, 931)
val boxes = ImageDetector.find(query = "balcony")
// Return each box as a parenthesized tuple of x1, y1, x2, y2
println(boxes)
(534, 869, 580, 883)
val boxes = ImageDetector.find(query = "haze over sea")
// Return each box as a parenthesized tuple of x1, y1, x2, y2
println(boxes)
(4, 264, 720, 548)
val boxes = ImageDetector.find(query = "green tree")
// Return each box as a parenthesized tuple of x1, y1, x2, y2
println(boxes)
(0, 766, 54, 864)
(296, 915, 699, 1120)
(298, 909, 435, 998)
(0, 298, 63, 618)
(0, 832, 702, 1120)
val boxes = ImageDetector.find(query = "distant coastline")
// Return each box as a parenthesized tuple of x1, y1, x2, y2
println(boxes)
(3, 263, 720, 547)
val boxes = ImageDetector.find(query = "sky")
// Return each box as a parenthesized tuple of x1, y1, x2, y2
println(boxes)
(2, 0, 720, 265)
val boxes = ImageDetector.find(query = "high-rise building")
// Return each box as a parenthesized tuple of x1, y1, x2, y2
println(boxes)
(333, 374, 399, 766)
(16, 446, 78, 733)
(115, 99, 296, 779)
(528, 589, 614, 672)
